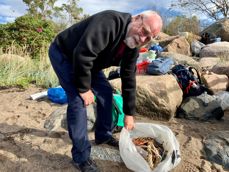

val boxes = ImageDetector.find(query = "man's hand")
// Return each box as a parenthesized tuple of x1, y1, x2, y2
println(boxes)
(79, 89, 95, 106)
(124, 115, 135, 130)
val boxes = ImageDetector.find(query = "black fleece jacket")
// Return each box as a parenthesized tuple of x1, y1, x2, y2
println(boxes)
(54, 10, 138, 115)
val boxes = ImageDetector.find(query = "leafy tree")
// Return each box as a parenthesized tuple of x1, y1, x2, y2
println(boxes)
(171, 0, 229, 20)
(0, 0, 89, 56)
(164, 16, 200, 35)
(22, 0, 88, 29)
(62, 0, 83, 24)
(22, 0, 63, 20)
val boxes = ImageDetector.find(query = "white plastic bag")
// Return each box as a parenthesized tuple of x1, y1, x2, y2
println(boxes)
(216, 91, 229, 110)
(137, 50, 157, 64)
(191, 40, 205, 56)
(119, 123, 181, 172)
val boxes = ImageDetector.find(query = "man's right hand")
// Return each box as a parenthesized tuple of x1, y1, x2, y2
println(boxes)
(79, 90, 95, 106)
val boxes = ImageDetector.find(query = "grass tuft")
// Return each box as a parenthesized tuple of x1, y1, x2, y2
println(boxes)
(0, 44, 58, 88)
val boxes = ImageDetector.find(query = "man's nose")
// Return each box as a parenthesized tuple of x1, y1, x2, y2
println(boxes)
(139, 35, 150, 43)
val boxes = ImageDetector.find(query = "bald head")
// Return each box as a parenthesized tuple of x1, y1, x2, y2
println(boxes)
(124, 10, 163, 49)
(138, 10, 163, 37)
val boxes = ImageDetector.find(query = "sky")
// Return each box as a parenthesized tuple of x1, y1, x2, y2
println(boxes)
(0, 0, 174, 24)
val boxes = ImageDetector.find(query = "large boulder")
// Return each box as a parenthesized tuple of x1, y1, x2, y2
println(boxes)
(201, 72, 229, 94)
(199, 42, 229, 58)
(177, 93, 223, 121)
(199, 57, 221, 70)
(211, 62, 229, 77)
(157, 32, 170, 39)
(178, 32, 201, 41)
(110, 75, 183, 120)
(201, 19, 229, 41)
(191, 40, 205, 56)
(164, 36, 192, 56)
(158, 35, 179, 47)
(44, 104, 96, 132)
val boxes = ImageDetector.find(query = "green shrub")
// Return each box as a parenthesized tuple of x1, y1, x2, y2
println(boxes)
(0, 15, 55, 58)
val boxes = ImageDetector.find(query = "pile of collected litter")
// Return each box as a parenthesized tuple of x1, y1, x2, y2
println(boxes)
(132, 137, 167, 170)
(119, 123, 181, 172)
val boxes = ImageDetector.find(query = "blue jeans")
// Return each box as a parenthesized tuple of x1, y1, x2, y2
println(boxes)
(49, 42, 113, 164)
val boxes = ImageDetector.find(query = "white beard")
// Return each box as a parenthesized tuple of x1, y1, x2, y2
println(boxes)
(124, 36, 137, 49)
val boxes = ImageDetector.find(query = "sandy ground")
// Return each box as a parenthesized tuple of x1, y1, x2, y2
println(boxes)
(0, 86, 228, 172)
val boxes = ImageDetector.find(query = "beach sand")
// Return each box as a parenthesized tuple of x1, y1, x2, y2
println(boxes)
(0, 86, 228, 172)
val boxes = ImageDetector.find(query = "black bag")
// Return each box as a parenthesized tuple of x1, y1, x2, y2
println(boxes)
(200, 32, 216, 44)
(171, 64, 210, 97)
(108, 68, 120, 80)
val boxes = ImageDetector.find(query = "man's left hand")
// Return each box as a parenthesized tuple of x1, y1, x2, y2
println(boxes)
(124, 115, 135, 130)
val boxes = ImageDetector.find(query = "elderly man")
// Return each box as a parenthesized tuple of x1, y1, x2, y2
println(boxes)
(49, 10, 162, 172)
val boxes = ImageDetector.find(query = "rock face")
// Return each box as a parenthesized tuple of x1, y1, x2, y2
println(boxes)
(201, 72, 229, 94)
(110, 75, 183, 120)
(201, 19, 229, 41)
(44, 105, 68, 131)
(177, 93, 223, 121)
(199, 57, 220, 70)
(199, 42, 229, 58)
(157, 32, 170, 40)
(203, 131, 229, 169)
(191, 40, 205, 56)
(164, 36, 191, 56)
(44, 104, 96, 132)
(158, 35, 179, 47)
(211, 62, 229, 78)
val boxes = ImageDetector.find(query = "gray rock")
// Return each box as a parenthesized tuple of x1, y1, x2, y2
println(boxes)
(44, 105, 67, 131)
(199, 57, 220, 70)
(44, 104, 96, 132)
(177, 93, 223, 121)
(203, 131, 229, 169)
(0, 133, 5, 140)
(200, 42, 229, 58)
(211, 62, 229, 77)
(191, 40, 205, 56)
